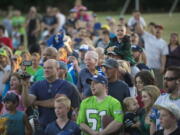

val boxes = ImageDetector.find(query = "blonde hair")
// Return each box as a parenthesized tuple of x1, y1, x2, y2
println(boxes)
(95, 47, 104, 58)
(117, 60, 131, 73)
(142, 85, 160, 109)
(123, 97, 137, 111)
(55, 96, 71, 109)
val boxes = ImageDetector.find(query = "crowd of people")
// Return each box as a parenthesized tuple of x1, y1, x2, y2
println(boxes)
(0, 0, 180, 135)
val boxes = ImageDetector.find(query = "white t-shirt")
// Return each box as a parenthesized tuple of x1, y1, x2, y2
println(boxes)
(128, 17, 146, 28)
(131, 65, 140, 77)
(0, 71, 5, 93)
(0, 65, 11, 94)
(56, 13, 66, 31)
(154, 93, 180, 109)
(142, 32, 169, 69)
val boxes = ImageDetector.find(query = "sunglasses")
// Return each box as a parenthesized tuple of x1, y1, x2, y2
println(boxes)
(164, 77, 178, 81)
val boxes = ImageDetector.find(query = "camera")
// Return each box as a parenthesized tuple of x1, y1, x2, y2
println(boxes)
(19, 71, 31, 79)
(22, 61, 32, 66)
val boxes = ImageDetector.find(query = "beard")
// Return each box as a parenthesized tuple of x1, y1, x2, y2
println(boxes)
(165, 84, 176, 93)
(166, 88, 175, 93)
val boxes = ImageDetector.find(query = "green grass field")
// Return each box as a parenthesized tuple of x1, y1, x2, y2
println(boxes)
(97, 12, 180, 42)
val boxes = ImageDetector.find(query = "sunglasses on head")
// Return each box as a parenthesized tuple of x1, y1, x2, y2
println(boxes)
(164, 77, 178, 81)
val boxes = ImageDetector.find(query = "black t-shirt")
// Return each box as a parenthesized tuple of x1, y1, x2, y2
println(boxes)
(153, 127, 180, 135)
(108, 80, 130, 103)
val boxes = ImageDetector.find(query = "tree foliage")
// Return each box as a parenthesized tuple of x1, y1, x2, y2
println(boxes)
(0, 0, 179, 13)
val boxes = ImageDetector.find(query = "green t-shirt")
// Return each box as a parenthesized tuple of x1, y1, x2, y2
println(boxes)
(33, 68, 45, 82)
(26, 65, 43, 76)
(65, 72, 74, 84)
(11, 16, 25, 34)
(33, 68, 74, 83)
(77, 96, 123, 134)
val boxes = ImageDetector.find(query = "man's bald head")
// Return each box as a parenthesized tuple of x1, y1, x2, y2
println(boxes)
(44, 59, 59, 68)
(44, 59, 59, 82)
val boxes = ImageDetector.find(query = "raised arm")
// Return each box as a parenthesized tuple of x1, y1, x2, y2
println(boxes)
(21, 79, 36, 107)
(135, 21, 145, 35)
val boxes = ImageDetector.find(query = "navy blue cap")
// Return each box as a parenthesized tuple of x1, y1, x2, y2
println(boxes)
(79, 44, 89, 52)
(3, 93, 19, 103)
(131, 45, 143, 52)
(86, 75, 108, 85)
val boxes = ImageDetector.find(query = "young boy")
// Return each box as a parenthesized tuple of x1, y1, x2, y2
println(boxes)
(154, 102, 180, 135)
(123, 97, 142, 135)
(104, 25, 136, 66)
(45, 96, 81, 135)
(0, 92, 32, 135)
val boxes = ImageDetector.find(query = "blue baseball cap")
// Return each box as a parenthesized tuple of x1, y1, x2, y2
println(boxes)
(86, 75, 108, 85)
(79, 44, 89, 52)
(131, 45, 143, 52)
(2, 92, 19, 104)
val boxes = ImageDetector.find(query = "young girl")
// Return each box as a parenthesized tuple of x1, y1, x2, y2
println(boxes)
(1, 72, 26, 114)
(45, 96, 81, 135)
(0, 92, 32, 135)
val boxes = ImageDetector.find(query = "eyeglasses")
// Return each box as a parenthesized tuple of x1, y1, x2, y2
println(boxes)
(164, 77, 178, 81)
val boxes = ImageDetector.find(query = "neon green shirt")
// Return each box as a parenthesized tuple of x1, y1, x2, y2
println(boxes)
(26, 65, 43, 76)
(77, 96, 123, 134)
(11, 16, 26, 34)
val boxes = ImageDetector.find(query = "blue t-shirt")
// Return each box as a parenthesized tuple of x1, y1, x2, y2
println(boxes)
(45, 120, 81, 135)
(30, 79, 80, 128)
(1, 111, 25, 135)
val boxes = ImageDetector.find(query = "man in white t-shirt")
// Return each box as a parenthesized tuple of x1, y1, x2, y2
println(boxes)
(128, 10, 146, 31)
(53, 8, 66, 32)
(155, 66, 180, 108)
(154, 66, 180, 131)
(136, 23, 169, 89)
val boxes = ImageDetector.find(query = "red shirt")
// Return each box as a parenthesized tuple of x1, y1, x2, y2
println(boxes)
(136, 95, 144, 108)
(0, 37, 13, 49)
